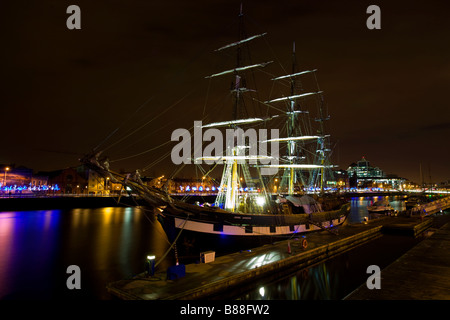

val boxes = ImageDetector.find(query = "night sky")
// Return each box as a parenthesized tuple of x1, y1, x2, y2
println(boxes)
(1, 0, 449, 184)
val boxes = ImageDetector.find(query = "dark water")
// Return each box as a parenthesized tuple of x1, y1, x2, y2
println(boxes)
(237, 195, 450, 300)
(236, 233, 420, 300)
(0, 207, 172, 299)
(230, 195, 402, 299)
(0, 195, 447, 300)
(349, 194, 406, 222)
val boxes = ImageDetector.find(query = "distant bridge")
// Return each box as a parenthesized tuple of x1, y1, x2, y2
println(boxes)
(343, 189, 450, 197)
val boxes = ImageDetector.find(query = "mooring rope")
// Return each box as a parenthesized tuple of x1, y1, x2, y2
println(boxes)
(155, 215, 189, 268)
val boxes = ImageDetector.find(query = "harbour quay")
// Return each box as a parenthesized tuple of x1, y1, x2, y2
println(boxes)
(106, 214, 441, 300)
(346, 221, 450, 300)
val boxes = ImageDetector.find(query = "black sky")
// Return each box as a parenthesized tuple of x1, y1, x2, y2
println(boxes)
(1, 0, 449, 184)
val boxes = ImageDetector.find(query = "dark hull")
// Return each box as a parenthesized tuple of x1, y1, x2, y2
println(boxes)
(165, 227, 292, 260)
(156, 200, 350, 262)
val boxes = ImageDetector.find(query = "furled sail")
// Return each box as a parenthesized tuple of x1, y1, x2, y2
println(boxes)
(260, 164, 328, 169)
(215, 33, 267, 51)
(205, 61, 273, 79)
(201, 117, 265, 128)
(195, 155, 273, 162)
(264, 91, 322, 104)
(271, 69, 317, 81)
(261, 135, 329, 143)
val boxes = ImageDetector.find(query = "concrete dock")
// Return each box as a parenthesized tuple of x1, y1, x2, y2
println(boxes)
(345, 221, 450, 300)
(107, 215, 434, 300)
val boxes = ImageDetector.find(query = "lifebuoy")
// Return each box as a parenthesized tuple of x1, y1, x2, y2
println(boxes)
(302, 238, 308, 249)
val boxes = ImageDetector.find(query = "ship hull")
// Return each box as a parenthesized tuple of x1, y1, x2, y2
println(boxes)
(367, 206, 394, 214)
(156, 200, 350, 261)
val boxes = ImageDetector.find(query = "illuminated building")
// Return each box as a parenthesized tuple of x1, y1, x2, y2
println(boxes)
(346, 157, 407, 190)
(0, 165, 33, 186)
(347, 156, 384, 179)
(165, 177, 220, 194)
(39, 165, 121, 195)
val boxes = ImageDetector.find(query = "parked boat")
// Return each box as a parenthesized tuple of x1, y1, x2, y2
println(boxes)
(367, 199, 394, 214)
(405, 195, 433, 209)
(81, 6, 350, 261)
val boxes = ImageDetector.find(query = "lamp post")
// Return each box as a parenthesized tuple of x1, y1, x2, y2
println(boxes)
(3, 167, 9, 187)
(146, 255, 156, 277)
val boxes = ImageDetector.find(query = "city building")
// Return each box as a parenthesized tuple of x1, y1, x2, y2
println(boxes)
(346, 156, 407, 190)
(42, 166, 122, 195)
(1, 165, 33, 187)
(0, 164, 125, 196)
(327, 169, 349, 190)
(166, 177, 220, 194)
(347, 156, 384, 179)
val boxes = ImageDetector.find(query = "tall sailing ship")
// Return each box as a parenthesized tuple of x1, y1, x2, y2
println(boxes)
(82, 7, 350, 260)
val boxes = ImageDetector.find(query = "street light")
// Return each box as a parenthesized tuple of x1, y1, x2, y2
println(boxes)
(3, 167, 10, 187)
(146, 255, 156, 277)
(105, 177, 110, 195)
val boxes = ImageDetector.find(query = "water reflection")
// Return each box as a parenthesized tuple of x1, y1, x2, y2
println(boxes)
(242, 263, 339, 300)
(349, 195, 406, 223)
(0, 196, 435, 299)
(238, 230, 423, 300)
(0, 210, 61, 299)
(238, 195, 421, 300)
(0, 213, 15, 294)
(0, 207, 172, 299)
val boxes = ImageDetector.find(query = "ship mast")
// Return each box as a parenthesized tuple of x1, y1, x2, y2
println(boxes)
(230, 3, 245, 212)
(264, 43, 332, 195)
(311, 73, 331, 194)
(287, 42, 297, 195)
(202, 4, 271, 212)
(234, 3, 244, 121)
